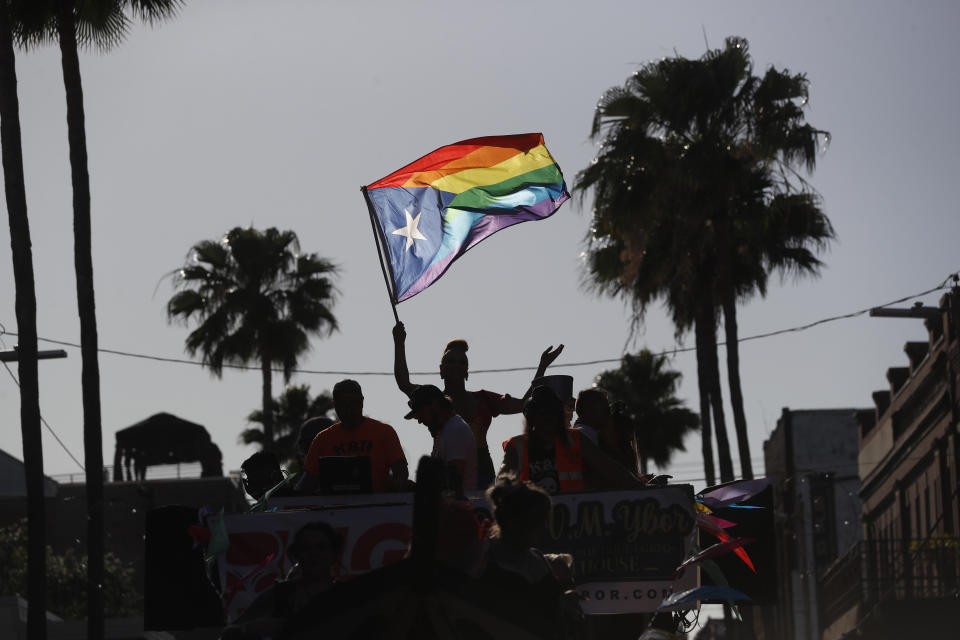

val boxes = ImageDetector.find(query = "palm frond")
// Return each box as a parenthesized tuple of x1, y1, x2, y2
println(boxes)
(578, 36, 834, 342)
(125, 0, 183, 26)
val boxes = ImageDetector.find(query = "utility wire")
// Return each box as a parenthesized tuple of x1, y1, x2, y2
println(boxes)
(0, 272, 956, 377)
(652, 451, 944, 484)
(0, 322, 85, 471)
(0, 272, 953, 476)
(0, 362, 86, 472)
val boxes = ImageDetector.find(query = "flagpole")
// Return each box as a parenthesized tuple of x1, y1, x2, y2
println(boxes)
(361, 186, 400, 324)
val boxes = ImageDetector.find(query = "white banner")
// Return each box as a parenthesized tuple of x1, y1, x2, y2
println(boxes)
(218, 487, 697, 621)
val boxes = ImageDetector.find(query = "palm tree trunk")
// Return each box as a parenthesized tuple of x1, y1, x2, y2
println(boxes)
(705, 312, 735, 482)
(694, 317, 716, 487)
(56, 7, 104, 637)
(723, 288, 754, 479)
(0, 6, 47, 638)
(261, 356, 274, 448)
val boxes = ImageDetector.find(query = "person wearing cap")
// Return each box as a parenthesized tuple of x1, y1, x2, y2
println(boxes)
(249, 416, 337, 507)
(500, 385, 642, 494)
(392, 321, 564, 489)
(301, 379, 408, 493)
(406, 384, 478, 492)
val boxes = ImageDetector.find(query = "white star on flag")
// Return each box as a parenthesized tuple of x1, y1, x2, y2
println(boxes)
(391, 209, 427, 251)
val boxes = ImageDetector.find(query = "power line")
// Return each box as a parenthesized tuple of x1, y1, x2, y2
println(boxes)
(0, 361, 85, 472)
(656, 452, 943, 485)
(0, 271, 955, 377)
(0, 323, 85, 472)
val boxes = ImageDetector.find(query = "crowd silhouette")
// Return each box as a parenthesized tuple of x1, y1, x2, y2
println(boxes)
(222, 326, 657, 639)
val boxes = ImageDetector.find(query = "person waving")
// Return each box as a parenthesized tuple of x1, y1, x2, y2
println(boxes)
(393, 321, 562, 488)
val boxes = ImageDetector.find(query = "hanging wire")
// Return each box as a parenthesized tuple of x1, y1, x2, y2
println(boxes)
(0, 321, 85, 471)
(0, 361, 85, 472)
(0, 270, 955, 377)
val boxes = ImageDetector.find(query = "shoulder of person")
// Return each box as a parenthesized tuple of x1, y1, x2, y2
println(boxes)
(367, 418, 396, 431)
(572, 423, 598, 444)
(369, 417, 403, 438)
(316, 421, 343, 436)
(447, 414, 473, 434)
(475, 389, 504, 403)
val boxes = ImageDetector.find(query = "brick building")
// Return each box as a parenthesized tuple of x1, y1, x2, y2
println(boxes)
(820, 290, 960, 639)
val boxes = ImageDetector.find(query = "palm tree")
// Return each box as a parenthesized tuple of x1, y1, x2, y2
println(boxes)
(168, 227, 340, 450)
(243, 383, 335, 472)
(718, 166, 834, 479)
(596, 351, 700, 476)
(11, 3, 182, 636)
(575, 89, 731, 485)
(575, 36, 833, 485)
(0, 4, 47, 636)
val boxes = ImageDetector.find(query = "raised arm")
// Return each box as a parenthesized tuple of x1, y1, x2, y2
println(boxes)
(534, 344, 564, 381)
(504, 344, 565, 413)
(392, 321, 416, 396)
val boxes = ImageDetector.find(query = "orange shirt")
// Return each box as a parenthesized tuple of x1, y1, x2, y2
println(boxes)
(304, 417, 406, 492)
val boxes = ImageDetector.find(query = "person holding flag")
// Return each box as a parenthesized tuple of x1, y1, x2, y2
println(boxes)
(393, 322, 563, 489)
(361, 133, 573, 488)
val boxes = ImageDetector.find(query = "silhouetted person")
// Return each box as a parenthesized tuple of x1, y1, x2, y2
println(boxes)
(222, 521, 342, 640)
(200, 441, 223, 477)
(501, 386, 641, 493)
(572, 387, 610, 445)
(393, 321, 563, 488)
(245, 417, 336, 505)
(405, 384, 477, 493)
(534, 374, 575, 429)
(297, 416, 334, 463)
(240, 451, 286, 501)
(474, 475, 583, 638)
(300, 379, 408, 493)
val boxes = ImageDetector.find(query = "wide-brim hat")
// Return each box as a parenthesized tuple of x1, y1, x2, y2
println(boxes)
(531, 374, 574, 403)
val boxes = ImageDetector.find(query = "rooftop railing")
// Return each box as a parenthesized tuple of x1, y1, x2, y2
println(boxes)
(49, 463, 241, 484)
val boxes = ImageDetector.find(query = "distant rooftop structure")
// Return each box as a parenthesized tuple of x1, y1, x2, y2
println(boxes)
(113, 412, 222, 482)
(0, 448, 58, 498)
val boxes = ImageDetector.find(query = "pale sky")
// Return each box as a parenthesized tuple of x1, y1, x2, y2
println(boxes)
(2, 0, 958, 488)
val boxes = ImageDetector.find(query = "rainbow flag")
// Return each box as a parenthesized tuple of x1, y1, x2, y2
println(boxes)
(363, 133, 569, 302)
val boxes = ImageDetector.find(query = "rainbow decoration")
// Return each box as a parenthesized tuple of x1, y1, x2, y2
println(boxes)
(363, 133, 569, 302)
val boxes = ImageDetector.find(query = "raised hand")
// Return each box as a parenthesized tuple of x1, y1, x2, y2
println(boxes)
(539, 344, 564, 371)
(392, 321, 406, 343)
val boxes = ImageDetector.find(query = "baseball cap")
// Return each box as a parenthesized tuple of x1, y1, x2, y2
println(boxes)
(404, 384, 446, 419)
